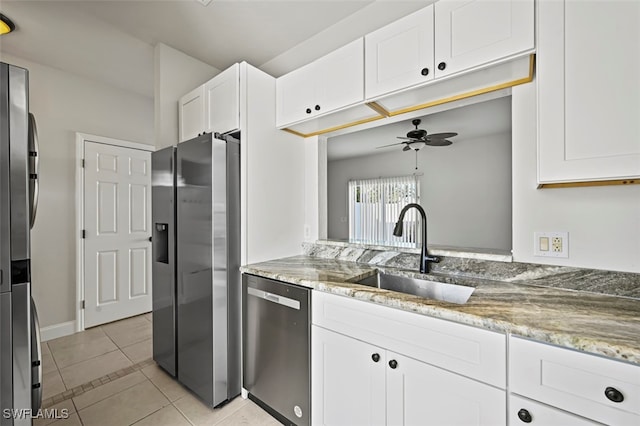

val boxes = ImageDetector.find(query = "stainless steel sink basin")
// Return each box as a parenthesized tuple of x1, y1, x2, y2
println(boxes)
(355, 272, 474, 304)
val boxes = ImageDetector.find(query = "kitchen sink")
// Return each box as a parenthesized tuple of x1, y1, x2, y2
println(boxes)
(355, 272, 474, 304)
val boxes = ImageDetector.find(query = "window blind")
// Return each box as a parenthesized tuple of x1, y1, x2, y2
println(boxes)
(348, 175, 420, 246)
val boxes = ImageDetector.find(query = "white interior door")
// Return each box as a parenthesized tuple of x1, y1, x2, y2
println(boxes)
(83, 141, 152, 328)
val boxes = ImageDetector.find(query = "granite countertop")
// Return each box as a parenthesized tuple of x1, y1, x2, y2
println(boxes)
(240, 255, 640, 366)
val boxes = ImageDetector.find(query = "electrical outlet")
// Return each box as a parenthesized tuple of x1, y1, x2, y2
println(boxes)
(534, 232, 569, 258)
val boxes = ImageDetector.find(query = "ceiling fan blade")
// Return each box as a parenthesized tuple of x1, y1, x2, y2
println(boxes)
(396, 136, 418, 141)
(376, 141, 407, 148)
(425, 139, 453, 146)
(426, 132, 458, 139)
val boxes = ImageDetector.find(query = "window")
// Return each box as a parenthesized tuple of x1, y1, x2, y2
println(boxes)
(348, 175, 420, 246)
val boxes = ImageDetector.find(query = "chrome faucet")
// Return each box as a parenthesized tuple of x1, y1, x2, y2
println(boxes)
(393, 203, 440, 273)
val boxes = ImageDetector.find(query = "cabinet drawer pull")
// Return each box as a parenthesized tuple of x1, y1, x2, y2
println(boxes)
(604, 386, 624, 403)
(371, 353, 380, 363)
(517, 409, 532, 423)
(438, 62, 447, 71)
(305, 108, 312, 114)
(388, 359, 398, 369)
(421, 67, 429, 76)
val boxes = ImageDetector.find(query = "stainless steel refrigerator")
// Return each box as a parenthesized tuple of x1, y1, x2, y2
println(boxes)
(151, 132, 241, 408)
(0, 62, 42, 425)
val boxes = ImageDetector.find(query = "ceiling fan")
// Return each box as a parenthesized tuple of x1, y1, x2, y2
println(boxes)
(377, 119, 458, 152)
(376, 119, 458, 170)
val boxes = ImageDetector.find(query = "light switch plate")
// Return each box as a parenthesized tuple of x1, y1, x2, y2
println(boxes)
(534, 232, 569, 258)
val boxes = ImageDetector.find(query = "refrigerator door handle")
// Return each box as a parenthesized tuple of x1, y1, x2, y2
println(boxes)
(31, 297, 42, 411)
(28, 113, 39, 229)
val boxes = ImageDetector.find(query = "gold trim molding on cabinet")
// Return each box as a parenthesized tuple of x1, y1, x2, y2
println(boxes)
(537, 179, 640, 189)
(282, 54, 535, 139)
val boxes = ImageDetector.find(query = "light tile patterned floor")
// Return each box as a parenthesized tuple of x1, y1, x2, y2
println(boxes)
(40, 313, 277, 426)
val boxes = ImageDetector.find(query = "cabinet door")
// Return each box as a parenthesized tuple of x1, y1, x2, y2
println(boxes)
(434, 0, 534, 78)
(538, 0, 640, 183)
(312, 326, 386, 426)
(204, 64, 239, 135)
(276, 62, 317, 127)
(178, 85, 205, 143)
(386, 352, 506, 426)
(316, 38, 364, 115)
(509, 395, 602, 426)
(365, 5, 434, 99)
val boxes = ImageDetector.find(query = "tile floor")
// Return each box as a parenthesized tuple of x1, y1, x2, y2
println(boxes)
(40, 313, 278, 426)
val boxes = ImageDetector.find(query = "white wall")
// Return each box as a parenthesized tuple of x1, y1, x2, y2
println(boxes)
(0, 53, 154, 327)
(512, 83, 640, 273)
(154, 43, 219, 149)
(327, 133, 513, 251)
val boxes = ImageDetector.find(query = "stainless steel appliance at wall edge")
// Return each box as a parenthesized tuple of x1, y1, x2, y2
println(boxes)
(0, 62, 43, 426)
(152, 132, 241, 407)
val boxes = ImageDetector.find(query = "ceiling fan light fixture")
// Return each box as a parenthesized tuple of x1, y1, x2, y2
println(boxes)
(0, 14, 15, 35)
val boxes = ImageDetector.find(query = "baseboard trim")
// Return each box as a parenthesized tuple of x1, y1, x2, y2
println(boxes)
(40, 320, 76, 342)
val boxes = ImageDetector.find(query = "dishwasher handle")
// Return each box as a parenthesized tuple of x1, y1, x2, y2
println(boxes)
(247, 287, 300, 310)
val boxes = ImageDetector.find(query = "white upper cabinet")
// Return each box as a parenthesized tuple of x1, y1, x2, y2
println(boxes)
(178, 64, 240, 143)
(178, 85, 205, 143)
(276, 38, 364, 127)
(204, 63, 240, 135)
(365, 5, 435, 99)
(434, 0, 534, 78)
(538, 0, 640, 183)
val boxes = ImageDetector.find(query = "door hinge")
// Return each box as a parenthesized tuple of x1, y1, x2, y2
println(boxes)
(81, 300, 85, 309)
(82, 230, 86, 239)
(81, 159, 85, 168)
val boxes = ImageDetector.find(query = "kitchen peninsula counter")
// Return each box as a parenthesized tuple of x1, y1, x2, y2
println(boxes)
(240, 254, 640, 366)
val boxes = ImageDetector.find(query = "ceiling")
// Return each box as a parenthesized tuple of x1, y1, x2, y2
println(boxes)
(327, 96, 512, 161)
(0, 0, 430, 98)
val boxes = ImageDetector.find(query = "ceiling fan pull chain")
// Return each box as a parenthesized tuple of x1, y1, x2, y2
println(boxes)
(415, 150, 418, 170)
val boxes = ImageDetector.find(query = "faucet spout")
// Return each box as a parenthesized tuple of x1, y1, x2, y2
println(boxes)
(393, 203, 440, 273)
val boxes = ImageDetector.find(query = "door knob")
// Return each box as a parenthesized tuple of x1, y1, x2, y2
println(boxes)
(148, 236, 152, 242)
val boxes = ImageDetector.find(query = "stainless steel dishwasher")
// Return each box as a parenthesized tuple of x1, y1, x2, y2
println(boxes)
(242, 274, 311, 426)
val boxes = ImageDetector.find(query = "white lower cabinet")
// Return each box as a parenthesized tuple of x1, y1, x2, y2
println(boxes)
(312, 326, 386, 426)
(312, 326, 505, 426)
(509, 336, 640, 425)
(311, 292, 507, 426)
(509, 395, 602, 426)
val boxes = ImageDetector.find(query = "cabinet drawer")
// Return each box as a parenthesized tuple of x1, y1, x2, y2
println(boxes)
(509, 395, 601, 426)
(312, 291, 506, 388)
(510, 336, 640, 425)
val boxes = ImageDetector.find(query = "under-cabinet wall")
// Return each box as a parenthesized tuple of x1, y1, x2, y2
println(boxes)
(512, 83, 640, 273)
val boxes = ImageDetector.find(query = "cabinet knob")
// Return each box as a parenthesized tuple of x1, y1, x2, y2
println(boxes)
(604, 386, 624, 403)
(517, 409, 532, 423)
(305, 108, 312, 114)
(315, 104, 321, 111)
(371, 353, 380, 363)
(388, 359, 398, 369)
(438, 62, 447, 71)
(421, 67, 429, 76)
